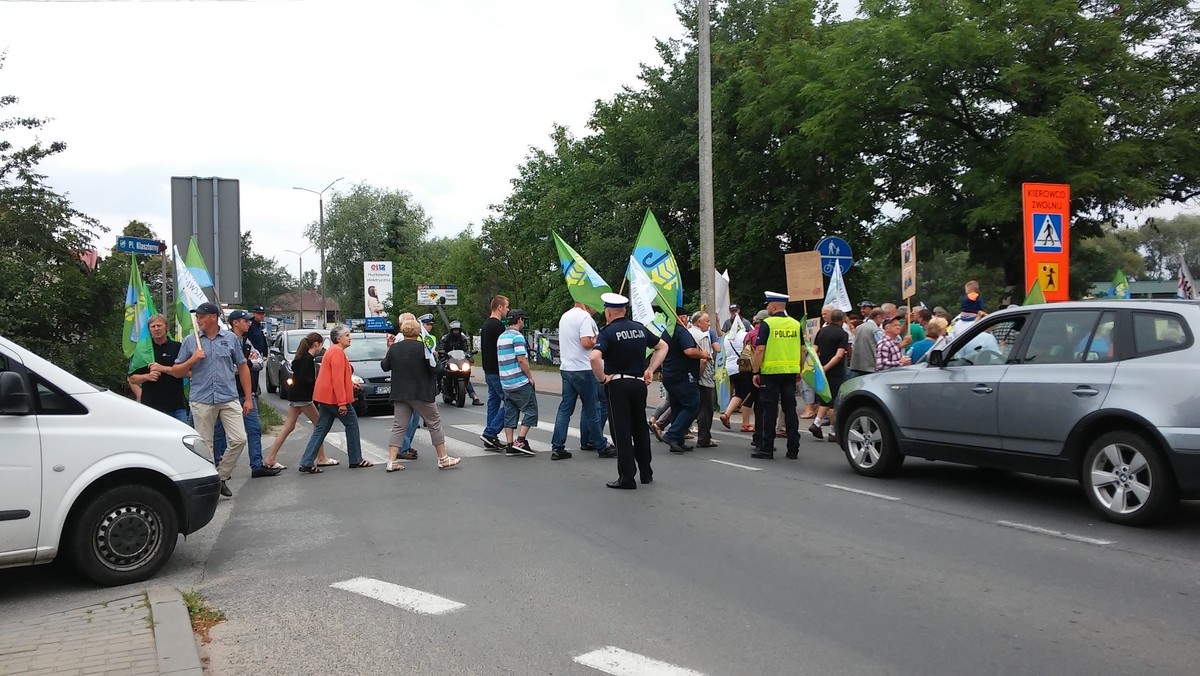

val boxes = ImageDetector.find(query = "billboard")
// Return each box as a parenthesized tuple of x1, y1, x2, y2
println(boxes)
(170, 177, 242, 304)
(364, 261, 393, 320)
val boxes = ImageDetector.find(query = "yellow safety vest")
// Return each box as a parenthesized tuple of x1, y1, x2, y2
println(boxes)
(761, 315, 802, 375)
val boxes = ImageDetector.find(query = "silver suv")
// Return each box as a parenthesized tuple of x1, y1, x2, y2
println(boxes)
(835, 300, 1200, 525)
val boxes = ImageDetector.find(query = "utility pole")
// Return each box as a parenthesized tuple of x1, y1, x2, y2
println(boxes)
(698, 0, 715, 315)
(293, 178, 343, 327)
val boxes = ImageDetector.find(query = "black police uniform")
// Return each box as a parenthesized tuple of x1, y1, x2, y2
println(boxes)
(593, 316, 661, 484)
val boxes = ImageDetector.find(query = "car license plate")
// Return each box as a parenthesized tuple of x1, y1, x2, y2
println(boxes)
(376, 386, 390, 395)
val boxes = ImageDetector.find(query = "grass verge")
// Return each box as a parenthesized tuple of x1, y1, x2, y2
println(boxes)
(182, 590, 226, 643)
(257, 400, 284, 430)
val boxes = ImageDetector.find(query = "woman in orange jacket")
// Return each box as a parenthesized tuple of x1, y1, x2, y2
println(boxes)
(298, 324, 373, 473)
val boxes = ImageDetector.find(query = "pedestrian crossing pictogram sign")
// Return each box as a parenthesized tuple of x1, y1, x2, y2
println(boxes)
(1023, 183, 1070, 302)
(1032, 214, 1063, 253)
(1038, 262, 1060, 292)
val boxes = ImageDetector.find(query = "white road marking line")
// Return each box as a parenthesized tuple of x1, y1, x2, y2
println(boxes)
(823, 483, 901, 502)
(574, 647, 705, 676)
(708, 459, 763, 472)
(331, 577, 465, 615)
(451, 424, 549, 452)
(536, 420, 580, 438)
(324, 433, 391, 465)
(995, 520, 1115, 546)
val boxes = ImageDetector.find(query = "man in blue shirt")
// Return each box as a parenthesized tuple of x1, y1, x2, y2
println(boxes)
(657, 307, 707, 454)
(157, 302, 252, 498)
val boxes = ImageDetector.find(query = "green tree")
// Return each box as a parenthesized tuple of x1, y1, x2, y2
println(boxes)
(240, 231, 296, 309)
(301, 269, 318, 290)
(1129, 214, 1200, 280)
(0, 55, 127, 390)
(303, 183, 431, 319)
(1071, 229, 1146, 287)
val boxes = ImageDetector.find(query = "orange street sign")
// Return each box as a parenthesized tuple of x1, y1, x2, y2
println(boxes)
(1023, 183, 1070, 302)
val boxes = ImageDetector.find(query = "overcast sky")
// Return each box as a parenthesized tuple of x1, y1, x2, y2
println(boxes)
(2, 0, 688, 278)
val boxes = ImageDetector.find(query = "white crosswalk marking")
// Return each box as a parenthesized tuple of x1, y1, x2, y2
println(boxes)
(331, 577, 465, 615)
(574, 647, 705, 676)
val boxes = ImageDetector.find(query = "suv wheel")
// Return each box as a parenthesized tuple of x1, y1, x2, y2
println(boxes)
(842, 407, 903, 477)
(67, 485, 179, 586)
(1082, 431, 1177, 526)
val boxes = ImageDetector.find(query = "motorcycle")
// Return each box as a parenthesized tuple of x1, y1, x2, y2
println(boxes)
(440, 349, 472, 408)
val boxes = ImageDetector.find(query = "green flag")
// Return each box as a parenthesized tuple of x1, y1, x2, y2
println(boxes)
(798, 314, 832, 403)
(628, 209, 683, 308)
(1109, 269, 1130, 299)
(1023, 278, 1047, 306)
(552, 231, 611, 311)
(123, 256, 158, 373)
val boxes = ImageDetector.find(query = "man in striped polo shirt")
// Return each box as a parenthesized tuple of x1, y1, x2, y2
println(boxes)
(498, 308, 537, 456)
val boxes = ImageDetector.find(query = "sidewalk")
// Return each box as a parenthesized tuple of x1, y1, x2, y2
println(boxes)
(0, 588, 202, 676)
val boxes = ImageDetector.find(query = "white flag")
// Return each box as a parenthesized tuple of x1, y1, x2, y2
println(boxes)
(173, 245, 211, 340)
(1178, 255, 1197, 300)
(713, 268, 730, 330)
(824, 260, 853, 312)
(628, 255, 658, 326)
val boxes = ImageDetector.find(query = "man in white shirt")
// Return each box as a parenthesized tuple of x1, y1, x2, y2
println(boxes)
(551, 302, 615, 459)
(689, 311, 720, 447)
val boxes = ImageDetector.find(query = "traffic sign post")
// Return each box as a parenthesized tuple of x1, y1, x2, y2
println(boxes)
(1023, 183, 1070, 302)
(815, 236, 854, 276)
(117, 236, 163, 255)
(417, 285, 458, 306)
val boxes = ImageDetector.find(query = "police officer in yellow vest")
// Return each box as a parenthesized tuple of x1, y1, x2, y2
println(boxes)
(750, 291, 803, 459)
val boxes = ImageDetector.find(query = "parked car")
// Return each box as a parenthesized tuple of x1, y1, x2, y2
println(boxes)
(265, 329, 328, 399)
(834, 300, 1200, 526)
(0, 336, 220, 585)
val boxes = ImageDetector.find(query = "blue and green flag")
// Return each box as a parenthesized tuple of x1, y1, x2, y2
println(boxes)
(552, 231, 611, 311)
(627, 209, 683, 308)
(799, 315, 832, 403)
(123, 256, 158, 373)
(1108, 270, 1130, 299)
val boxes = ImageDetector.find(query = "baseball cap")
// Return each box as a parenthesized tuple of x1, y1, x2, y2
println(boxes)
(228, 309, 253, 322)
(675, 306, 688, 317)
(729, 304, 739, 310)
(251, 305, 266, 313)
(191, 302, 220, 316)
(507, 309, 526, 321)
(858, 300, 876, 308)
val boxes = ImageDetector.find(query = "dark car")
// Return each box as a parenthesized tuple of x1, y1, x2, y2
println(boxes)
(265, 329, 328, 399)
(834, 300, 1200, 526)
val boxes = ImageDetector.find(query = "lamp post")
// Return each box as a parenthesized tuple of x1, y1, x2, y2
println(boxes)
(285, 245, 313, 328)
(293, 177, 344, 326)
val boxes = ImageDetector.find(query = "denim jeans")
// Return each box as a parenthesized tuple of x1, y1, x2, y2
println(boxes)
(587, 383, 609, 446)
(483, 373, 506, 437)
(398, 410, 420, 451)
(552, 370, 608, 452)
(167, 408, 189, 424)
(214, 395, 263, 470)
(662, 378, 700, 445)
(301, 403, 362, 467)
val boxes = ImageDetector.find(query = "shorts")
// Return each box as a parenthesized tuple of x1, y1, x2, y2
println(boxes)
(730, 371, 754, 400)
(289, 401, 313, 408)
(503, 383, 538, 429)
(826, 376, 845, 402)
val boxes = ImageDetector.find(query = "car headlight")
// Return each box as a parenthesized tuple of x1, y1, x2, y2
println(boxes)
(352, 374, 364, 385)
(182, 434, 210, 462)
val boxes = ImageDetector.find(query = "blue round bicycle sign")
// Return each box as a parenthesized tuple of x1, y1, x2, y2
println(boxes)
(815, 236, 854, 276)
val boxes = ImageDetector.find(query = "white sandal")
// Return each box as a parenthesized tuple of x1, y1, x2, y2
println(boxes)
(437, 455, 461, 470)
(386, 460, 405, 473)
(268, 462, 287, 470)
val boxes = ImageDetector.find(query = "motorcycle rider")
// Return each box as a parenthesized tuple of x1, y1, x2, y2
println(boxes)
(438, 319, 484, 406)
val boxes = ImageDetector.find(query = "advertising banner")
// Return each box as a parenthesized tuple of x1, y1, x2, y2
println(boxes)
(364, 261, 393, 320)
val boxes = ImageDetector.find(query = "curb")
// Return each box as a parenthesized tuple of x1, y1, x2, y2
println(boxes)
(147, 587, 204, 676)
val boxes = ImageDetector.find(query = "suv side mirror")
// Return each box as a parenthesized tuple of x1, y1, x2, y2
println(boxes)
(927, 350, 944, 367)
(0, 371, 32, 415)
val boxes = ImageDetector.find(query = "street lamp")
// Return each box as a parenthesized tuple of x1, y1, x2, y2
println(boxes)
(285, 245, 313, 328)
(293, 177, 344, 326)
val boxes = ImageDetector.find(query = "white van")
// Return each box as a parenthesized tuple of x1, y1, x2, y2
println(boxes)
(0, 336, 220, 586)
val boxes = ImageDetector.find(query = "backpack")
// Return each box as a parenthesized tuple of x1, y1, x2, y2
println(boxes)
(737, 338, 754, 370)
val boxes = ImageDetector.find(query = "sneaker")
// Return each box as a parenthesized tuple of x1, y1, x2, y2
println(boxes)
(551, 450, 573, 461)
(580, 442, 597, 451)
(652, 425, 665, 443)
(668, 441, 688, 454)
(826, 432, 839, 444)
(808, 423, 824, 440)
(251, 467, 281, 478)
(397, 450, 418, 460)
(472, 398, 484, 406)
(479, 434, 502, 450)
(508, 439, 536, 456)
(219, 480, 233, 497)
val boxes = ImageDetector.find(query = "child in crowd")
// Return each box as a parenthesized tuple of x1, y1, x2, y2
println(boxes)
(959, 280, 986, 323)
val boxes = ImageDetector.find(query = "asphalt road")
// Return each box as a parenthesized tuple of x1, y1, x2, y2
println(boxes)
(5, 387, 1200, 675)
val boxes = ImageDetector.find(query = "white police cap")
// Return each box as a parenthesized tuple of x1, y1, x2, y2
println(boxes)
(764, 291, 790, 302)
(601, 292, 629, 308)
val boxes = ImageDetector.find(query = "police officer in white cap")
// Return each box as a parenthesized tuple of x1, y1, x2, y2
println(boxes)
(590, 293, 669, 489)
(750, 291, 803, 459)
